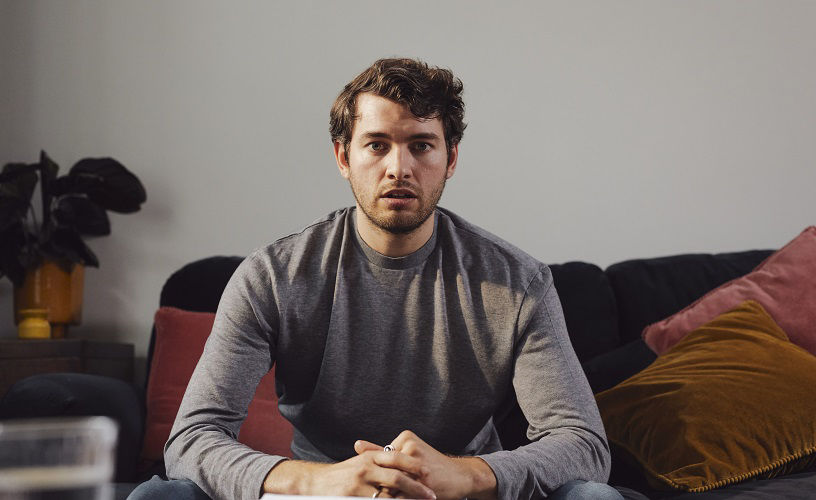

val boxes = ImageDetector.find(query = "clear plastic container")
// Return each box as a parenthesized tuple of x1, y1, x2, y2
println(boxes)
(0, 417, 118, 500)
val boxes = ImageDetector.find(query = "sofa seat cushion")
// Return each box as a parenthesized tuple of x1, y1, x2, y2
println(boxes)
(142, 307, 293, 464)
(596, 300, 816, 493)
(669, 470, 816, 500)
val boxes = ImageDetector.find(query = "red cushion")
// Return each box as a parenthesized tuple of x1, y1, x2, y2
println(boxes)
(141, 306, 293, 462)
(643, 226, 816, 356)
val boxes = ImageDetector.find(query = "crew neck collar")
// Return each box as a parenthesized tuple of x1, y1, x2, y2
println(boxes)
(350, 207, 439, 270)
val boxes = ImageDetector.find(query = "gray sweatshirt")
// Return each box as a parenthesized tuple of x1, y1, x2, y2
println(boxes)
(165, 207, 611, 500)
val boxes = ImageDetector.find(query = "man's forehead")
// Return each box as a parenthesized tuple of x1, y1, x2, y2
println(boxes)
(352, 93, 442, 139)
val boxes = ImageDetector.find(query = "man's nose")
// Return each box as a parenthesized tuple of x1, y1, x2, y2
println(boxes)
(385, 146, 412, 179)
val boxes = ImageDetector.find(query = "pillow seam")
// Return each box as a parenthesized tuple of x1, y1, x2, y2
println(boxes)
(608, 434, 816, 493)
(665, 443, 816, 493)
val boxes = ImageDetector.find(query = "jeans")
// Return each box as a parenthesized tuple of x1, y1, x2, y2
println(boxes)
(127, 475, 624, 499)
(127, 475, 210, 500)
(548, 480, 625, 499)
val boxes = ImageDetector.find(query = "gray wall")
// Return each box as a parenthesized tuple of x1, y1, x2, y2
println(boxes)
(2, 0, 815, 383)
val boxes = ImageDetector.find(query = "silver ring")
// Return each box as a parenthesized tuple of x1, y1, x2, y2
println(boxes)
(383, 444, 395, 452)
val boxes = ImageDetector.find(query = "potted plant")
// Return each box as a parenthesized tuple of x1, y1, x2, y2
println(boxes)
(0, 150, 146, 337)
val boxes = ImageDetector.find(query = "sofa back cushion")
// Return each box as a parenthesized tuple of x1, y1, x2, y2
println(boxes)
(550, 262, 619, 363)
(146, 256, 245, 386)
(643, 227, 816, 356)
(605, 249, 772, 344)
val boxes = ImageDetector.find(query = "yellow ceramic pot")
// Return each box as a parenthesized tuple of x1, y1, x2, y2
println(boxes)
(13, 259, 84, 338)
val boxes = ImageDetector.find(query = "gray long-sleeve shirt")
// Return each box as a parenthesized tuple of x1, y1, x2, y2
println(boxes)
(165, 207, 611, 500)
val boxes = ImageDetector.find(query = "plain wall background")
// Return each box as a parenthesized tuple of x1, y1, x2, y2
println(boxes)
(2, 0, 814, 384)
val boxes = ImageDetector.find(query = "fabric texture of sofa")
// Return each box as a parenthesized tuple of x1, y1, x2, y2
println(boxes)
(2, 247, 815, 499)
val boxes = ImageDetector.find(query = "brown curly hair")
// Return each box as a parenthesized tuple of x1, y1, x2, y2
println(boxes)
(329, 58, 466, 158)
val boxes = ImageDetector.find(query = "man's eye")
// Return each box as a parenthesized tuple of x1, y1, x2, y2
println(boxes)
(369, 142, 386, 151)
(413, 142, 431, 152)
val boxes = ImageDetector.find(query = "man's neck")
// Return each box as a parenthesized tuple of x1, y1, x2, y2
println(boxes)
(355, 207, 436, 258)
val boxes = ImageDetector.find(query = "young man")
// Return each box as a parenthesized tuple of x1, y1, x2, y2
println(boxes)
(130, 58, 621, 500)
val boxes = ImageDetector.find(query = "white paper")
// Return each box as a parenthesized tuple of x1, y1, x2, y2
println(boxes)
(261, 496, 374, 499)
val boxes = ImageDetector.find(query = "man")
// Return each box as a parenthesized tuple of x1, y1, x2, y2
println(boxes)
(130, 58, 621, 500)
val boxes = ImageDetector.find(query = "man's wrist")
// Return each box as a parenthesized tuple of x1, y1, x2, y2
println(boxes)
(454, 456, 498, 500)
(262, 459, 318, 495)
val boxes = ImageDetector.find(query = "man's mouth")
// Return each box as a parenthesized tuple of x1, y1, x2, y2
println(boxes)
(382, 189, 417, 199)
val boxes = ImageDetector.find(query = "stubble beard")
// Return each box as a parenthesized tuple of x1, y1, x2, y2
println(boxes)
(350, 175, 447, 235)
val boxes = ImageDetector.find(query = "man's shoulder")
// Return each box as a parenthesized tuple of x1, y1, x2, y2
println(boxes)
(244, 207, 351, 268)
(273, 208, 350, 245)
(436, 207, 549, 281)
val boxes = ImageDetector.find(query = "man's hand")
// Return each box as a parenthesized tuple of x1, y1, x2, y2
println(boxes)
(262, 450, 437, 499)
(355, 430, 498, 500)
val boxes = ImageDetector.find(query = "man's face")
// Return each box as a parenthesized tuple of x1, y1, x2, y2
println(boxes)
(335, 93, 457, 235)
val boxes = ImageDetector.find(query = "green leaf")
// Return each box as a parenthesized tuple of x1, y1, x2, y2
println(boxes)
(38, 151, 60, 229)
(0, 197, 29, 232)
(51, 174, 101, 197)
(68, 158, 146, 213)
(53, 195, 111, 236)
(39, 150, 59, 181)
(0, 163, 38, 232)
(0, 163, 38, 201)
(42, 225, 99, 267)
(0, 222, 30, 286)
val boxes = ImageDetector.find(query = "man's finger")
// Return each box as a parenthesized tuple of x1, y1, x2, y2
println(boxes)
(389, 430, 429, 457)
(372, 450, 428, 479)
(374, 486, 398, 498)
(354, 439, 382, 454)
(369, 467, 436, 500)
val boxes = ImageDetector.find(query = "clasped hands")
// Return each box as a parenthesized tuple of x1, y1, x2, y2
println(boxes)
(263, 430, 496, 500)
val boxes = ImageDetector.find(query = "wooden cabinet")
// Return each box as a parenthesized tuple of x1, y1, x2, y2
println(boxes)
(0, 339, 134, 396)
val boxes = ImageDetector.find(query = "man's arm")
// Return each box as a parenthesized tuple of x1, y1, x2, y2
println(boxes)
(163, 254, 287, 500)
(477, 268, 612, 499)
(164, 254, 438, 500)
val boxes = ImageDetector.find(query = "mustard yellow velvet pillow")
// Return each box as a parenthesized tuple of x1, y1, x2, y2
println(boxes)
(596, 300, 816, 493)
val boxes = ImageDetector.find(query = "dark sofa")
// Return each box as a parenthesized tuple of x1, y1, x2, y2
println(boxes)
(2, 249, 815, 499)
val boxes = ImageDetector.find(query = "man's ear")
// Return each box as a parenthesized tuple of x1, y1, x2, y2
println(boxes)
(334, 141, 350, 179)
(445, 144, 458, 179)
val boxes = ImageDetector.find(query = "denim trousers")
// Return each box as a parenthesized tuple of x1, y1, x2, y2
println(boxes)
(127, 475, 624, 499)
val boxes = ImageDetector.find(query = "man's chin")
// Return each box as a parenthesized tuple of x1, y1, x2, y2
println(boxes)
(381, 223, 423, 235)
(368, 210, 432, 235)
(378, 218, 423, 234)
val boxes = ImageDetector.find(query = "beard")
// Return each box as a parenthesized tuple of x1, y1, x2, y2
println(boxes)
(349, 175, 447, 235)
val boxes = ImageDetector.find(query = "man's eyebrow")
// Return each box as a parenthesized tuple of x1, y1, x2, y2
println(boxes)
(358, 131, 442, 141)
(359, 132, 392, 140)
(407, 132, 441, 141)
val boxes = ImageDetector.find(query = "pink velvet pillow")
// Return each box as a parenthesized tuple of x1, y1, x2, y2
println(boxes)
(141, 306, 293, 462)
(643, 226, 816, 356)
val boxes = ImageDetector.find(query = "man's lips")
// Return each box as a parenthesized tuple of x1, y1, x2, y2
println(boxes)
(381, 188, 417, 199)
(380, 188, 417, 209)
